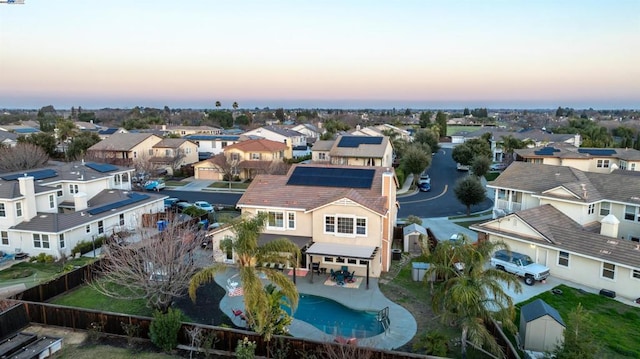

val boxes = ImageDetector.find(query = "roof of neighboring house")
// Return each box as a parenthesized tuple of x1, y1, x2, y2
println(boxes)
(98, 128, 120, 135)
(466, 128, 577, 144)
(74, 121, 101, 130)
(330, 135, 390, 158)
(224, 139, 288, 152)
(515, 146, 640, 161)
(87, 133, 159, 151)
(183, 135, 241, 141)
(11, 190, 165, 233)
(472, 204, 640, 269)
(311, 140, 335, 151)
(165, 125, 221, 131)
(0, 131, 18, 141)
(237, 164, 393, 215)
(403, 223, 427, 236)
(249, 125, 304, 138)
(521, 299, 565, 326)
(489, 162, 640, 205)
(153, 138, 193, 149)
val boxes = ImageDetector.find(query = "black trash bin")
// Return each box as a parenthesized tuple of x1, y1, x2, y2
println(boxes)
(392, 249, 402, 260)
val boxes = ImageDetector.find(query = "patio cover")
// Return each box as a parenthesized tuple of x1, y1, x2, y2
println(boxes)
(258, 233, 312, 249)
(305, 242, 377, 260)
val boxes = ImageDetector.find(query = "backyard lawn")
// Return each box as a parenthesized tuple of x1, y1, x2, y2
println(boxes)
(0, 257, 96, 288)
(50, 283, 151, 317)
(516, 285, 640, 358)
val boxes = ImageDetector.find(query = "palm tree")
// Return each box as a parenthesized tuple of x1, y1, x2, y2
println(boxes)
(215, 101, 222, 110)
(232, 101, 239, 111)
(189, 213, 300, 341)
(426, 238, 522, 358)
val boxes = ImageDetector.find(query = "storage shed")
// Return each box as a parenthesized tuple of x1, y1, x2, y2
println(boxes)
(519, 299, 565, 352)
(402, 223, 427, 253)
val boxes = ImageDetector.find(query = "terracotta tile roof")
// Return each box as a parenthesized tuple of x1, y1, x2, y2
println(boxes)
(489, 162, 640, 205)
(88, 133, 159, 151)
(237, 164, 391, 215)
(225, 139, 288, 152)
(473, 204, 640, 269)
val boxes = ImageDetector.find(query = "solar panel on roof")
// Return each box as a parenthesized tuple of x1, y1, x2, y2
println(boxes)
(577, 148, 616, 156)
(85, 162, 119, 173)
(287, 167, 375, 189)
(87, 193, 150, 215)
(337, 136, 383, 148)
(533, 147, 559, 155)
(1, 169, 58, 181)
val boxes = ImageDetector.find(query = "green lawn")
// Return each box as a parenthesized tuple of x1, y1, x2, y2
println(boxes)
(516, 285, 640, 358)
(0, 257, 95, 284)
(164, 180, 188, 186)
(484, 172, 500, 181)
(50, 283, 152, 317)
(208, 181, 250, 190)
(446, 125, 483, 137)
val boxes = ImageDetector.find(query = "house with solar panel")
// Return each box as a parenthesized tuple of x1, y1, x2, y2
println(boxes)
(311, 135, 394, 168)
(471, 161, 640, 299)
(234, 164, 398, 285)
(97, 127, 129, 140)
(515, 145, 640, 172)
(0, 161, 165, 259)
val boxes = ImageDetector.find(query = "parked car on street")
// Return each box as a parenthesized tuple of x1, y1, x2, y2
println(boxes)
(456, 163, 470, 171)
(194, 201, 215, 213)
(144, 179, 166, 191)
(418, 182, 431, 192)
(490, 162, 507, 171)
(164, 197, 180, 210)
(418, 173, 431, 185)
(175, 201, 194, 213)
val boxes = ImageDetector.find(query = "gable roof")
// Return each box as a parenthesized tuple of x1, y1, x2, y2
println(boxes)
(403, 223, 427, 236)
(153, 138, 192, 149)
(521, 299, 565, 326)
(472, 204, 640, 269)
(88, 133, 159, 151)
(311, 140, 334, 151)
(489, 162, 640, 205)
(237, 164, 392, 215)
(225, 139, 288, 152)
(261, 125, 304, 137)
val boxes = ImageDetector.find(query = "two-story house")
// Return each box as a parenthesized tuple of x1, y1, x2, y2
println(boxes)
(514, 145, 640, 172)
(86, 133, 162, 167)
(242, 126, 306, 158)
(182, 134, 243, 158)
(311, 135, 394, 168)
(476, 162, 640, 299)
(193, 139, 288, 180)
(230, 164, 398, 285)
(0, 161, 165, 259)
(149, 139, 199, 175)
(160, 125, 222, 136)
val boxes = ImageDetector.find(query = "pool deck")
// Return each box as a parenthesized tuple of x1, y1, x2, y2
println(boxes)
(213, 267, 417, 350)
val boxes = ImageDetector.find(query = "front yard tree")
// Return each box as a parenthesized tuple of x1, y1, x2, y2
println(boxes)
(0, 143, 49, 172)
(189, 212, 300, 342)
(400, 144, 431, 188)
(451, 144, 474, 166)
(414, 128, 440, 153)
(92, 222, 203, 313)
(453, 176, 486, 216)
(17, 132, 57, 157)
(471, 156, 491, 178)
(551, 303, 599, 359)
(66, 132, 101, 160)
(427, 239, 522, 358)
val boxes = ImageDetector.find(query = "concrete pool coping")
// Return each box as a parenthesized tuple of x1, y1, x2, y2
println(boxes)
(214, 267, 417, 350)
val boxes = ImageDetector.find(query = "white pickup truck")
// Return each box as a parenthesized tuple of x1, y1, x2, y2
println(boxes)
(490, 250, 550, 286)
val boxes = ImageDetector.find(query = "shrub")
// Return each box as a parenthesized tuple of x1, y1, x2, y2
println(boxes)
(235, 337, 257, 359)
(149, 308, 182, 352)
(32, 253, 55, 263)
(395, 167, 406, 188)
(71, 236, 106, 255)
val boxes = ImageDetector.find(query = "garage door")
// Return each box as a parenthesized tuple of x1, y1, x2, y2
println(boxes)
(196, 167, 222, 180)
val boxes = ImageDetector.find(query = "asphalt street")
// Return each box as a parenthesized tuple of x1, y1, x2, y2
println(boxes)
(397, 146, 494, 218)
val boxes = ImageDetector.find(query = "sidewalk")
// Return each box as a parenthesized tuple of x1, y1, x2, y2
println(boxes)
(396, 174, 414, 196)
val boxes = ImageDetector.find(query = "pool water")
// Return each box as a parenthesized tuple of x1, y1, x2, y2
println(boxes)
(288, 294, 384, 338)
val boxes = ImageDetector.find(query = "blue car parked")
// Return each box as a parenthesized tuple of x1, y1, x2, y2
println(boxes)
(418, 182, 431, 192)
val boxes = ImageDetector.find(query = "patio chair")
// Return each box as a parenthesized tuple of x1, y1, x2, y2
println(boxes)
(330, 268, 336, 280)
(335, 272, 345, 285)
(341, 265, 349, 272)
(345, 271, 355, 282)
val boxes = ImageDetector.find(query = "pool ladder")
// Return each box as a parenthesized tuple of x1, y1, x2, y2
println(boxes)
(377, 307, 390, 334)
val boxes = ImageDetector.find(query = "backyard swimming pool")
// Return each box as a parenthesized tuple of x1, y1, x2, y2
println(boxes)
(289, 294, 384, 338)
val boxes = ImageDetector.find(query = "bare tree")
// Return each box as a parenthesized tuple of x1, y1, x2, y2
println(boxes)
(207, 153, 239, 181)
(165, 148, 187, 175)
(91, 221, 203, 313)
(0, 143, 49, 172)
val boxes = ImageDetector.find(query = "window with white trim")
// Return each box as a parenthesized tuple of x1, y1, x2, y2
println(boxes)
(69, 184, 79, 194)
(98, 220, 104, 234)
(119, 213, 125, 226)
(231, 153, 240, 161)
(251, 153, 261, 160)
(49, 195, 55, 209)
(597, 159, 610, 168)
(86, 225, 91, 233)
(267, 211, 284, 229)
(602, 262, 615, 279)
(16, 202, 22, 217)
(1, 231, 8, 245)
(318, 153, 326, 160)
(587, 203, 595, 215)
(56, 185, 63, 197)
(0, 203, 5, 217)
(33, 233, 50, 249)
(633, 269, 640, 280)
(599, 202, 610, 216)
(287, 212, 295, 229)
(324, 215, 367, 236)
(114, 174, 121, 185)
(624, 205, 639, 221)
(59, 233, 65, 249)
(558, 251, 569, 267)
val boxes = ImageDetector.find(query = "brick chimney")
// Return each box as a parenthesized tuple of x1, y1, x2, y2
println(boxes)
(17, 176, 37, 221)
(600, 214, 619, 239)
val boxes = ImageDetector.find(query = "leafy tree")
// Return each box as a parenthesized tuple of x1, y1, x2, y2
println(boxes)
(56, 119, 78, 144)
(207, 111, 233, 128)
(551, 303, 599, 359)
(471, 156, 491, 178)
(453, 176, 486, 216)
(419, 111, 432, 128)
(400, 144, 431, 187)
(414, 129, 440, 153)
(404, 215, 423, 226)
(17, 132, 57, 157)
(555, 106, 564, 117)
(78, 112, 96, 122)
(66, 132, 101, 160)
(0, 143, 49, 172)
(404, 108, 411, 116)
(435, 111, 448, 137)
(189, 213, 300, 342)
(427, 239, 521, 358)
(275, 108, 286, 122)
(463, 108, 470, 116)
(451, 144, 475, 166)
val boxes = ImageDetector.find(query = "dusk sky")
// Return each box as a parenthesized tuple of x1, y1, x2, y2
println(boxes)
(1, 0, 638, 110)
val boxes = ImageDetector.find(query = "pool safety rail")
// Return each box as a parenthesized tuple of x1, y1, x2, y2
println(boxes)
(377, 307, 390, 334)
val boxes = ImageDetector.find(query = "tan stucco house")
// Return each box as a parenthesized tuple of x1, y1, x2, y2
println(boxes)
(149, 138, 199, 175)
(86, 133, 162, 167)
(515, 145, 640, 173)
(311, 135, 394, 168)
